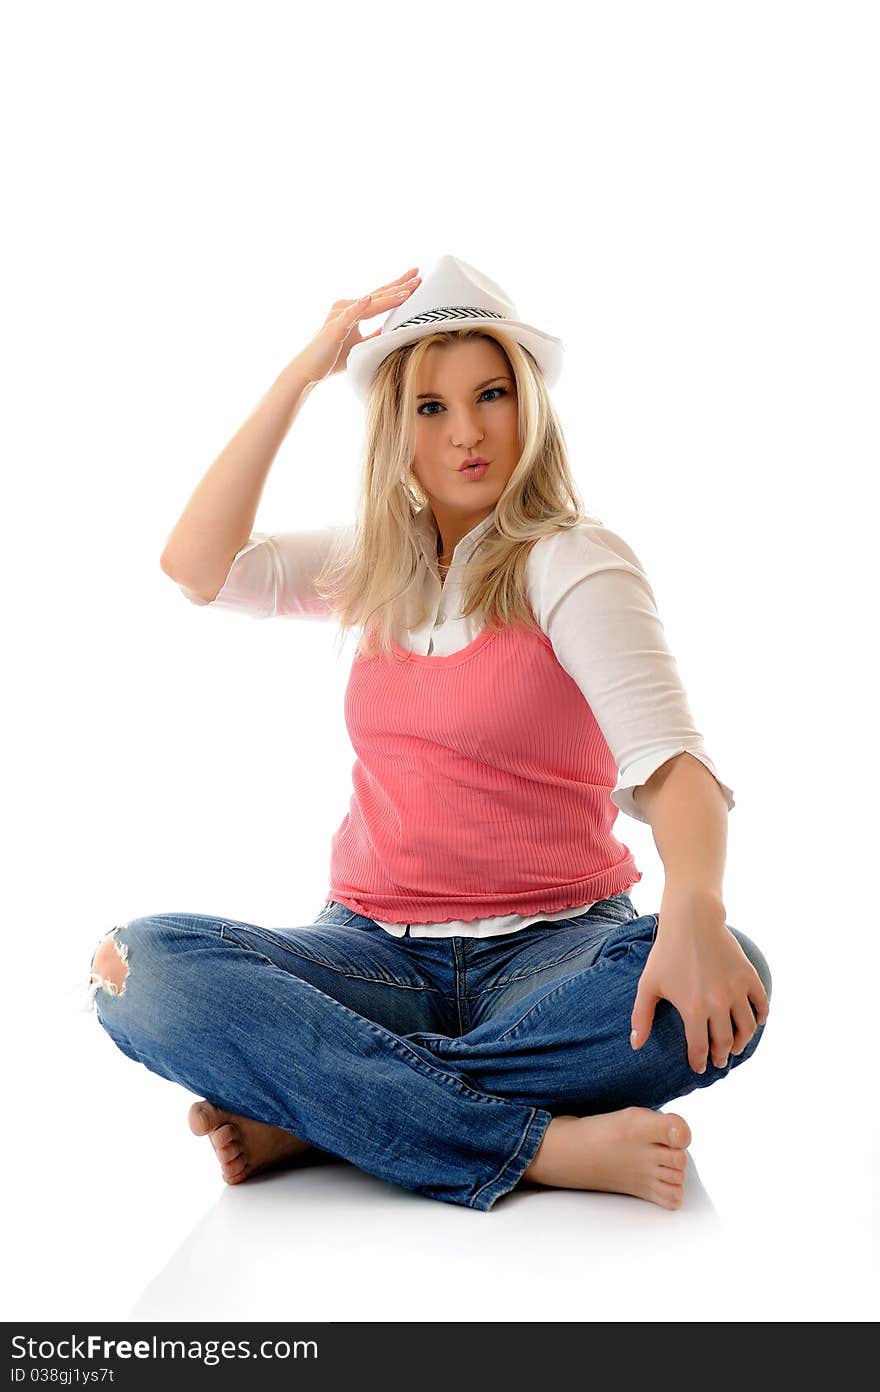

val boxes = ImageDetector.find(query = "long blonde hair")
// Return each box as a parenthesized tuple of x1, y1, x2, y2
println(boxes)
(314, 327, 601, 661)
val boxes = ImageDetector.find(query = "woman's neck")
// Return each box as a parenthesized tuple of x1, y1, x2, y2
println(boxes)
(437, 537, 452, 584)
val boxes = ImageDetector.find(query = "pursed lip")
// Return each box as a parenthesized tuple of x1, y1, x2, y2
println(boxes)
(458, 457, 489, 471)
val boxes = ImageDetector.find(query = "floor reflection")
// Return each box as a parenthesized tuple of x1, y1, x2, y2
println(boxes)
(131, 1148, 720, 1322)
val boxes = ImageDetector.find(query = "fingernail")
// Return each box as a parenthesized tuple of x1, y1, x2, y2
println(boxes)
(670, 1126, 680, 1143)
(630, 1029, 640, 1047)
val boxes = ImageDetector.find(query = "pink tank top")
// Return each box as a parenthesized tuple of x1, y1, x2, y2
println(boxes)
(328, 621, 641, 924)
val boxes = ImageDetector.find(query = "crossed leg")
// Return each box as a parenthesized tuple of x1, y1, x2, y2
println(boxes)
(90, 928, 313, 1183)
(88, 912, 770, 1210)
(89, 920, 692, 1206)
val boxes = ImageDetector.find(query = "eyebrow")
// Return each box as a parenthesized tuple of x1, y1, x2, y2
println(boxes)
(416, 375, 513, 400)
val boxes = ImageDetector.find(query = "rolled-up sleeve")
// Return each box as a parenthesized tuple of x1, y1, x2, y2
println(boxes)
(178, 524, 354, 620)
(527, 523, 735, 825)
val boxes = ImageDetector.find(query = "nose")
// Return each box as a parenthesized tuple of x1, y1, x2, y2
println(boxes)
(450, 414, 484, 448)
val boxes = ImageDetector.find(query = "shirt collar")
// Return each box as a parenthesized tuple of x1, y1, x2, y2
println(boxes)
(414, 505, 497, 569)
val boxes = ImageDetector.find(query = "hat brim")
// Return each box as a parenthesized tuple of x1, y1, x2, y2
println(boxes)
(346, 316, 564, 402)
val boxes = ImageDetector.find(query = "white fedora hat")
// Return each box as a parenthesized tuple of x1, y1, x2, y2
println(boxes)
(346, 253, 564, 402)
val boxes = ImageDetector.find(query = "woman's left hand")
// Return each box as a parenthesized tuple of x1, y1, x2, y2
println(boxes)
(629, 888, 770, 1073)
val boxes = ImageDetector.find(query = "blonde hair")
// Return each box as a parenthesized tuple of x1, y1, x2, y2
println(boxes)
(314, 327, 602, 661)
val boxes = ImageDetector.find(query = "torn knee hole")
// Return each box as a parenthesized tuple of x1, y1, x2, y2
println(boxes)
(90, 929, 130, 996)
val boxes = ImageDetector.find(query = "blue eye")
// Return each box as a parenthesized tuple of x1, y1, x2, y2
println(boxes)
(417, 386, 509, 417)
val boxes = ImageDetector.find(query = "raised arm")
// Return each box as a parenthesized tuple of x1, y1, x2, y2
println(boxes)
(159, 266, 423, 602)
(160, 359, 317, 602)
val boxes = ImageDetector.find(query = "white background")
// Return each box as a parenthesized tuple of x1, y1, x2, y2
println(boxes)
(3, 0, 877, 1323)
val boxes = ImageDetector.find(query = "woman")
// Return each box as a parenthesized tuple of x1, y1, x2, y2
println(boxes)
(89, 255, 772, 1214)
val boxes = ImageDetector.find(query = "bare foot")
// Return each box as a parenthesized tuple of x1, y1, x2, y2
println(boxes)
(188, 1100, 312, 1185)
(523, 1107, 692, 1210)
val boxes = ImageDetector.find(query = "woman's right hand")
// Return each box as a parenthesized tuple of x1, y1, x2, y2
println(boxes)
(296, 267, 422, 385)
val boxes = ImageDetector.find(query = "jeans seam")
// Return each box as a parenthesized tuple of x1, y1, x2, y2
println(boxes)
(470, 1106, 553, 1210)
(492, 945, 644, 1043)
(218, 924, 442, 994)
(481, 921, 626, 989)
(481, 945, 599, 989)
(361, 1014, 539, 1110)
(316, 909, 359, 927)
(219, 924, 513, 1107)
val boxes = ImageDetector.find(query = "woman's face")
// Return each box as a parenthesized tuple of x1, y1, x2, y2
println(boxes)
(410, 338, 519, 540)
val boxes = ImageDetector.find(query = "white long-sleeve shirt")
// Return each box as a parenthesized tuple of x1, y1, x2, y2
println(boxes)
(180, 506, 733, 938)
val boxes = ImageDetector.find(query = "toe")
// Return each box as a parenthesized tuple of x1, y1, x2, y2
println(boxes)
(643, 1110, 681, 1147)
(658, 1148, 688, 1172)
(664, 1113, 692, 1149)
(655, 1177, 684, 1208)
(657, 1185, 685, 1208)
(189, 1101, 220, 1136)
(208, 1122, 238, 1150)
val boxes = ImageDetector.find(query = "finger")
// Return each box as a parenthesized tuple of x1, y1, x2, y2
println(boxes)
(358, 268, 418, 296)
(365, 270, 421, 302)
(749, 978, 771, 1028)
(630, 985, 658, 1049)
(336, 272, 420, 319)
(346, 280, 420, 322)
(378, 267, 420, 289)
(730, 998, 757, 1055)
(708, 1010, 735, 1070)
(684, 1014, 710, 1075)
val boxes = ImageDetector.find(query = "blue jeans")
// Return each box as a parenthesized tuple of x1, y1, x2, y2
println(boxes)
(89, 892, 772, 1212)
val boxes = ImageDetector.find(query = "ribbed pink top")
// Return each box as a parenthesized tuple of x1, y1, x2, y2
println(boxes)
(328, 620, 641, 924)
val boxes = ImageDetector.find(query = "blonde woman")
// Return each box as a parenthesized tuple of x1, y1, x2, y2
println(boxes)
(88, 256, 771, 1214)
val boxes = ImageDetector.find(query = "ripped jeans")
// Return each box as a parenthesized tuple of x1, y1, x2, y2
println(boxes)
(88, 892, 772, 1212)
